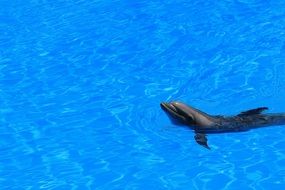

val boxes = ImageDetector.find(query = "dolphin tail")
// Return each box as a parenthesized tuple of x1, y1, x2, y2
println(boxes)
(194, 133, 210, 149)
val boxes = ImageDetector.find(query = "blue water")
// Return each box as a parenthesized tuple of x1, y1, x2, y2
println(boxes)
(1, 0, 285, 189)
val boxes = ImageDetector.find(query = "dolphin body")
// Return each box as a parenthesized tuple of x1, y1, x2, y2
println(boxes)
(160, 101, 285, 149)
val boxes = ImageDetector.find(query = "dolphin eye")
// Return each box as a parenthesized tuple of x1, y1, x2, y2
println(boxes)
(185, 114, 197, 124)
(186, 114, 194, 121)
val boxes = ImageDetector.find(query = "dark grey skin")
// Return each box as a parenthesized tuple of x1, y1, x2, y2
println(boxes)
(160, 101, 285, 149)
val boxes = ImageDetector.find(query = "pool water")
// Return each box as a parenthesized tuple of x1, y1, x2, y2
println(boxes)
(1, 0, 285, 189)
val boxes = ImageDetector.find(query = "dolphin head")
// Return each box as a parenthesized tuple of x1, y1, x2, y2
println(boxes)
(160, 101, 214, 127)
(160, 101, 197, 126)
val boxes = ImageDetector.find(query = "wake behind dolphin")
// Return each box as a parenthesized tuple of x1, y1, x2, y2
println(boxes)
(160, 101, 285, 149)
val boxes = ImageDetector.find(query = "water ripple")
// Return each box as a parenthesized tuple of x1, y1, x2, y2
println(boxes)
(1, 0, 285, 189)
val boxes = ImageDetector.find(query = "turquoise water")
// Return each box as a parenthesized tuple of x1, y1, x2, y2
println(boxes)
(1, 0, 285, 189)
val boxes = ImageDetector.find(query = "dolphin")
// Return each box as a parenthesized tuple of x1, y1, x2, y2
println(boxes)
(160, 101, 285, 149)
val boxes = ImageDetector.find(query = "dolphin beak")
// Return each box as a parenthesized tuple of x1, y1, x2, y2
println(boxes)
(160, 102, 176, 112)
(160, 102, 188, 125)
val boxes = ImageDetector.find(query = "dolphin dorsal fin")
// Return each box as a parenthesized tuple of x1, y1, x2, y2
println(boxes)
(238, 107, 268, 116)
